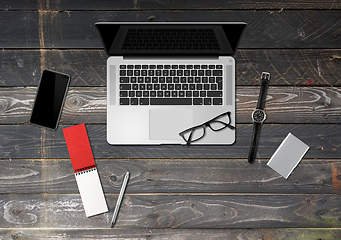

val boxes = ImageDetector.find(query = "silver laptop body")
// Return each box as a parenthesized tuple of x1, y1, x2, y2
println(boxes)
(96, 22, 247, 145)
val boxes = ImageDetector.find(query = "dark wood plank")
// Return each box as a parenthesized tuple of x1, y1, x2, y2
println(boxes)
(0, 193, 340, 228)
(0, 11, 340, 49)
(1, 49, 340, 87)
(1, 86, 340, 124)
(1, 228, 340, 240)
(0, 124, 339, 159)
(1, 159, 340, 194)
(1, 0, 340, 10)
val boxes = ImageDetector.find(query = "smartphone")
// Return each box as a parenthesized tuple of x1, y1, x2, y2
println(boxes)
(30, 69, 71, 130)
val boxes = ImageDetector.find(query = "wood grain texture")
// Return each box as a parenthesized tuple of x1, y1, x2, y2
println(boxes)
(0, 11, 340, 49)
(1, 0, 340, 10)
(0, 193, 340, 228)
(0, 228, 340, 240)
(0, 0, 340, 236)
(0, 86, 340, 124)
(1, 49, 340, 87)
(0, 159, 340, 194)
(0, 124, 339, 159)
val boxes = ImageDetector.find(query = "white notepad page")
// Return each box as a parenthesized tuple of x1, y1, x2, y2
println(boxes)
(75, 168, 108, 217)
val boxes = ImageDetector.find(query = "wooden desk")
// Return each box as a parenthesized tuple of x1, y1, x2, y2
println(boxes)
(0, 1, 340, 239)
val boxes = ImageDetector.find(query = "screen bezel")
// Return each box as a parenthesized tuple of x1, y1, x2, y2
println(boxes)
(95, 22, 247, 57)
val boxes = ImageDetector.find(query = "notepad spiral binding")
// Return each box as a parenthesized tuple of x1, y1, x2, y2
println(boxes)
(74, 165, 96, 176)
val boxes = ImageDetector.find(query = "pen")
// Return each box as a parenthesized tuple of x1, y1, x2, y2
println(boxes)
(110, 171, 130, 228)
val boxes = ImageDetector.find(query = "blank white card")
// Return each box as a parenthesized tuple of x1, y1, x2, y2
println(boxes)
(267, 133, 310, 179)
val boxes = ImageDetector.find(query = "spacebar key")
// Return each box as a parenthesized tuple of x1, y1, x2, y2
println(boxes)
(150, 98, 192, 105)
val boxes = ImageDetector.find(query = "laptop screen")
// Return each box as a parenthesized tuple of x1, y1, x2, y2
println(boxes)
(96, 22, 246, 57)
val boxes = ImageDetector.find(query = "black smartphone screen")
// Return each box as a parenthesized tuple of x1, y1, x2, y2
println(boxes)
(30, 70, 70, 130)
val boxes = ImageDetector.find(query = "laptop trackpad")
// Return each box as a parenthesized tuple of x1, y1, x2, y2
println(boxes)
(149, 109, 193, 140)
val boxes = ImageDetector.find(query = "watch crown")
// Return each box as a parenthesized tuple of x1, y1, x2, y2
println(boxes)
(261, 72, 270, 81)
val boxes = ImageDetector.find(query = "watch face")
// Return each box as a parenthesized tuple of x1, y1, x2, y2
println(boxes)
(252, 109, 266, 123)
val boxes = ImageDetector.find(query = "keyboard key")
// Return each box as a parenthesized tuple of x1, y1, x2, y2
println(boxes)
(161, 84, 167, 90)
(120, 84, 131, 90)
(139, 98, 149, 105)
(120, 91, 128, 97)
(193, 98, 203, 105)
(120, 77, 129, 83)
(120, 98, 129, 105)
(120, 70, 126, 76)
(213, 98, 223, 105)
(204, 98, 212, 105)
(217, 77, 223, 90)
(150, 98, 192, 105)
(150, 91, 156, 97)
(207, 91, 222, 97)
(120, 65, 126, 69)
(130, 98, 138, 105)
(213, 70, 223, 76)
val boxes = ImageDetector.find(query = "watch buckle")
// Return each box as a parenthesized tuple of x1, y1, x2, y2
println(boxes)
(261, 72, 270, 81)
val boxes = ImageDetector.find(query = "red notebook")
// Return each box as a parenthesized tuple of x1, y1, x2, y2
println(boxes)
(63, 124, 108, 217)
(63, 123, 96, 173)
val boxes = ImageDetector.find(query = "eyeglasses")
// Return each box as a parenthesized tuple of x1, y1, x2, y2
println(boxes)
(179, 111, 235, 146)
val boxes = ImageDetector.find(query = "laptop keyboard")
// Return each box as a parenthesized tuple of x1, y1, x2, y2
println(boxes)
(122, 29, 220, 51)
(119, 64, 223, 105)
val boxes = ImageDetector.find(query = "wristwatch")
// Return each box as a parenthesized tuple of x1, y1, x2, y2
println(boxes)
(248, 72, 270, 164)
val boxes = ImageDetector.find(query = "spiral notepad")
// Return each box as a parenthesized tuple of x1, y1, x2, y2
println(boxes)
(63, 123, 108, 217)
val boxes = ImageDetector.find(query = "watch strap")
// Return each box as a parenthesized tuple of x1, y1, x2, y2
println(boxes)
(248, 122, 262, 164)
(256, 72, 270, 109)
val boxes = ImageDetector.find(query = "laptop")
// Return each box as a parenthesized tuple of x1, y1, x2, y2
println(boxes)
(95, 22, 246, 145)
